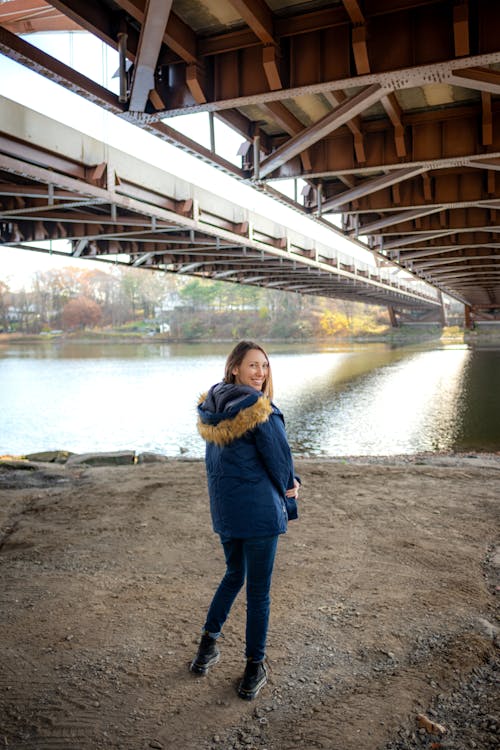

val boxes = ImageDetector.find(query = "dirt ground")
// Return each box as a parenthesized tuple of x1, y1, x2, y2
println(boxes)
(0, 454, 498, 750)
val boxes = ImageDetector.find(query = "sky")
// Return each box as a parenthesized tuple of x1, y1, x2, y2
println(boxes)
(0, 30, 404, 292)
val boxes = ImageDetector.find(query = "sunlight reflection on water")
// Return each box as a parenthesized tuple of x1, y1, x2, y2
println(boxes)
(271, 346, 471, 455)
(0, 341, 497, 457)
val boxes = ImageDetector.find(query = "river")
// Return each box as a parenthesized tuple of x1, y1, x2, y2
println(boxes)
(0, 340, 499, 457)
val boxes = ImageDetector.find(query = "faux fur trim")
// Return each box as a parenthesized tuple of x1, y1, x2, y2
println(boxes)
(197, 393, 273, 446)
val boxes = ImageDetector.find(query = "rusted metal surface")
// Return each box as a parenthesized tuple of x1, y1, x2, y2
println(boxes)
(0, 97, 439, 311)
(0, 0, 499, 318)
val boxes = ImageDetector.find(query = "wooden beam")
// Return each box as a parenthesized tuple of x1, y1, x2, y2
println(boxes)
(259, 84, 385, 178)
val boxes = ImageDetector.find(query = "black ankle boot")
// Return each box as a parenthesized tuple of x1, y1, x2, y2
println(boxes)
(189, 632, 220, 675)
(237, 658, 267, 700)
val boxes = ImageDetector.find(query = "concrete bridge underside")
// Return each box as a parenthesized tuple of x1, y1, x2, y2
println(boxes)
(0, 97, 441, 314)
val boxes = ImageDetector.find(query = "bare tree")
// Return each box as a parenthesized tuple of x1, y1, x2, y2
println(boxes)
(0, 280, 10, 331)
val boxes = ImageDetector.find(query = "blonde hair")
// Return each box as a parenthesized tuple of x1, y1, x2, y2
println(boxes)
(223, 340, 273, 399)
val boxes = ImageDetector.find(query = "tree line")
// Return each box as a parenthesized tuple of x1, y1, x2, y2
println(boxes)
(0, 264, 390, 340)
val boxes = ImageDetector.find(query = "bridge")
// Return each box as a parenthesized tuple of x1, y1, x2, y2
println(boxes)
(0, 96, 439, 312)
(1, 0, 500, 325)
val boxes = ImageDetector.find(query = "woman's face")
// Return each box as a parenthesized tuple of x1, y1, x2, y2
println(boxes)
(232, 348, 269, 391)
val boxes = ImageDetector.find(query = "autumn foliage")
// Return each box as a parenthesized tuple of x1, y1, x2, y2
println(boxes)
(61, 296, 102, 330)
(3, 263, 391, 339)
(319, 308, 387, 338)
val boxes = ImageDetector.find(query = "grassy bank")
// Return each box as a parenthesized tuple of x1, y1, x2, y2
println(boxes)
(0, 326, 478, 346)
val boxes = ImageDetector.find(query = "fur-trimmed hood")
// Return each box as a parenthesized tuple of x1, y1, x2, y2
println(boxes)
(197, 382, 273, 447)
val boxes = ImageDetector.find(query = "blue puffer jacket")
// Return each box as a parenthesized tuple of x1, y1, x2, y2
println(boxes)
(197, 382, 297, 539)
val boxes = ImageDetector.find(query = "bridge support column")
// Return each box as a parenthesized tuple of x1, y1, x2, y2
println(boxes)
(464, 305, 473, 329)
(387, 306, 399, 327)
(438, 292, 447, 326)
(388, 305, 445, 327)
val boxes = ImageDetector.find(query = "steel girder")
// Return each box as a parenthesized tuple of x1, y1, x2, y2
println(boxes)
(0, 0, 499, 316)
(0, 96, 440, 311)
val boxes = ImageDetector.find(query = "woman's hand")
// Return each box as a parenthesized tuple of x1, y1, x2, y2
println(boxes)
(285, 478, 300, 499)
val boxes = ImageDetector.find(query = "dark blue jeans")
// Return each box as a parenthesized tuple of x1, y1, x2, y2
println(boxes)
(203, 535, 279, 662)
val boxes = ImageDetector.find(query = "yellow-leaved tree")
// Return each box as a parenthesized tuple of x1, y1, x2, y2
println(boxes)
(319, 310, 350, 337)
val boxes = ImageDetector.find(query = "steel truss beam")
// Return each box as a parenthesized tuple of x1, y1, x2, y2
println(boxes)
(1, 0, 500, 310)
(0, 98, 438, 311)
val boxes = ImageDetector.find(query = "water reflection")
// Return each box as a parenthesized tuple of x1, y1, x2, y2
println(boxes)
(273, 346, 471, 455)
(0, 341, 498, 456)
(454, 348, 500, 451)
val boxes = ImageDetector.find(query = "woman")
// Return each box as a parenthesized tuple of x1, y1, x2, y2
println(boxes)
(191, 340, 300, 700)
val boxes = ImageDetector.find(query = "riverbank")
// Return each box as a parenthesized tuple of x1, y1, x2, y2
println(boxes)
(0, 326, 473, 346)
(0, 454, 498, 750)
(2, 328, 500, 349)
